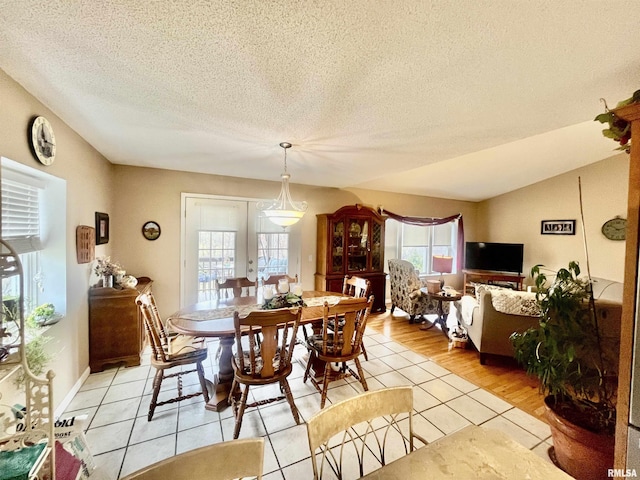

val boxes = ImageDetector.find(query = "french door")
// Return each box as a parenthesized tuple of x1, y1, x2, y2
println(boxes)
(181, 195, 299, 306)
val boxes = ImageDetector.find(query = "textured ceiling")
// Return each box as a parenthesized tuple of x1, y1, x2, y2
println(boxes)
(1, 1, 639, 201)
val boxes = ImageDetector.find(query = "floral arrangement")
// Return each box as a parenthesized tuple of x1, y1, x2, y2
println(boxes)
(93, 256, 123, 277)
(262, 293, 306, 310)
(594, 89, 640, 152)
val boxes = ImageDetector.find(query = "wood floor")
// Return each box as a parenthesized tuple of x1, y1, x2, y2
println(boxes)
(366, 306, 547, 422)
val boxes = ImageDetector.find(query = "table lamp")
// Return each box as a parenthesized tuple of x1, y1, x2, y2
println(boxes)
(432, 255, 453, 290)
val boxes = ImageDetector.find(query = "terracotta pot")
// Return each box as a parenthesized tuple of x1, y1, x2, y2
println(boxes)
(544, 396, 614, 480)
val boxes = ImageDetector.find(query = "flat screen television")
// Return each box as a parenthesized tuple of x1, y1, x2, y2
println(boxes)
(464, 242, 524, 274)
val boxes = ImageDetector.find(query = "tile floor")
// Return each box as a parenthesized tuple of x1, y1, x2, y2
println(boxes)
(64, 328, 555, 479)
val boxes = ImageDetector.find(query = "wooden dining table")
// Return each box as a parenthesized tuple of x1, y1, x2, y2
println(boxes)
(167, 290, 349, 411)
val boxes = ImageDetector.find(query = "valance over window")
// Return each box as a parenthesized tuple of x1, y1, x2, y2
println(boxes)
(378, 207, 464, 270)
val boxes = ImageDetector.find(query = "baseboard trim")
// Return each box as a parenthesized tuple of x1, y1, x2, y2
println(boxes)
(55, 366, 91, 418)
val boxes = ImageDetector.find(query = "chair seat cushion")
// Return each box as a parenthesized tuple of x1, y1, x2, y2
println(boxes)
(164, 343, 208, 362)
(167, 334, 205, 356)
(233, 348, 284, 375)
(307, 333, 346, 355)
(327, 318, 345, 331)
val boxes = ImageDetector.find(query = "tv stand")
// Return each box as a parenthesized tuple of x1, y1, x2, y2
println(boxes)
(463, 269, 525, 294)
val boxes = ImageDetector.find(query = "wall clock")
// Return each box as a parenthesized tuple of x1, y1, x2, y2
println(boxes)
(601, 216, 627, 241)
(30, 116, 56, 165)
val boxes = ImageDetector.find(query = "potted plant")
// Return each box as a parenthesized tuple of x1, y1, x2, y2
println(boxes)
(510, 261, 616, 480)
(26, 303, 62, 327)
(594, 89, 640, 153)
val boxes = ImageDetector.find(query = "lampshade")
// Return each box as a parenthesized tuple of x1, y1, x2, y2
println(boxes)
(432, 255, 453, 274)
(258, 142, 308, 227)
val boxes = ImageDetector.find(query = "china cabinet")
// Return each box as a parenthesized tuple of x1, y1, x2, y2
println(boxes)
(88, 277, 152, 372)
(315, 204, 386, 312)
(0, 239, 55, 480)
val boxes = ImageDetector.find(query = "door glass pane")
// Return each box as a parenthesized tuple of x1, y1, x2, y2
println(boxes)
(198, 230, 236, 301)
(257, 232, 289, 280)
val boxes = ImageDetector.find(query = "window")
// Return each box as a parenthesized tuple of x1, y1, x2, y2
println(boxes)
(198, 230, 236, 300)
(1, 157, 66, 318)
(257, 232, 289, 280)
(2, 174, 43, 308)
(386, 219, 457, 274)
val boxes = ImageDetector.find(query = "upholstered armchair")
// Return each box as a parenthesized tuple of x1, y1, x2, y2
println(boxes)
(388, 258, 447, 323)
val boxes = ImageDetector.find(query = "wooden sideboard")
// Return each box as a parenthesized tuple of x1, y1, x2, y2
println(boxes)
(88, 277, 152, 372)
(463, 269, 525, 293)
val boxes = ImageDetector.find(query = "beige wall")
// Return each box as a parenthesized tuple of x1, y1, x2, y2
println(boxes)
(111, 166, 478, 315)
(478, 154, 629, 285)
(0, 68, 114, 409)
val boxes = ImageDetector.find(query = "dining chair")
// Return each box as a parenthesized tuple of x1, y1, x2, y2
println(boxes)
(120, 438, 265, 480)
(262, 273, 299, 286)
(229, 307, 303, 439)
(215, 276, 258, 299)
(303, 296, 373, 408)
(306, 386, 427, 479)
(342, 274, 370, 298)
(135, 293, 210, 421)
(340, 275, 371, 360)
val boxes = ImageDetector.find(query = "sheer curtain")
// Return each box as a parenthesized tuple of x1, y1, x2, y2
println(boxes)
(378, 208, 464, 270)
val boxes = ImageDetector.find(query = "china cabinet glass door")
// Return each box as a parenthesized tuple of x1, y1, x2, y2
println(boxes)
(347, 217, 369, 272)
(330, 220, 344, 274)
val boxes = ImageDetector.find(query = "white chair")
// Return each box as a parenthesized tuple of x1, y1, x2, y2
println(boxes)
(306, 386, 427, 479)
(120, 438, 265, 480)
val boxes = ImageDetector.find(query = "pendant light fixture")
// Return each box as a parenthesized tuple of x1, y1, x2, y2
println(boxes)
(259, 142, 308, 227)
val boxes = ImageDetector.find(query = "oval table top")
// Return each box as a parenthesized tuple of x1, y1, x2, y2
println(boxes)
(167, 290, 349, 337)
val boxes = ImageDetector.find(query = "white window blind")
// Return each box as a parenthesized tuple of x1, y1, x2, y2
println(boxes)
(1, 177, 43, 254)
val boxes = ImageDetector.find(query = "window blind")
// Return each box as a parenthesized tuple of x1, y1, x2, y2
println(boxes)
(1, 178, 43, 254)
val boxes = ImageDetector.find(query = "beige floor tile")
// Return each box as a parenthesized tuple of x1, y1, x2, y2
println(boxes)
(270, 424, 311, 468)
(85, 419, 135, 455)
(120, 434, 176, 477)
(420, 378, 463, 403)
(446, 394, 498, 425)
(175, 422, 223, 454)
(396, 365, 436, 384)
(421, 404, 471, 435)
(468, 388, 513, 414)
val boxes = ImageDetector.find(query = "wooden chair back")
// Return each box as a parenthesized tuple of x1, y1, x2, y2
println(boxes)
(137, 293, 169, 363)
(135, 293, 209, 420)
(317, 296, 372, 360)
(230, 308, 303, 438)
(306, 387, 426, 479)
(215, 277, 257, 298)
(342, 275, 371, 298)
(263, 273, 299, 285)
(233, 308, 301, 380)
(121, 438, 265, 480)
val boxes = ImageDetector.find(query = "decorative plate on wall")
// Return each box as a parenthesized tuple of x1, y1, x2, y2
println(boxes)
(142, 221, 161, 240)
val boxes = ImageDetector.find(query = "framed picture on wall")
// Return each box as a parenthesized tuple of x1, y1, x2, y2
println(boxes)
(95, 212, 109, 244)
(541, 219, 576, 235)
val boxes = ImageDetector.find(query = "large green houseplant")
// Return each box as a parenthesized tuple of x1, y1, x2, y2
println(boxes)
(510, 261, 616, 479)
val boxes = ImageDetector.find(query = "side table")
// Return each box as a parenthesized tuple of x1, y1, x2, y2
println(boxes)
(419, 288, 462, 338)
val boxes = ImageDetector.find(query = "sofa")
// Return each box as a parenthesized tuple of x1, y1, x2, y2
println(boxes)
(450, 278, 622, 365)
(388, 258, 446, 323)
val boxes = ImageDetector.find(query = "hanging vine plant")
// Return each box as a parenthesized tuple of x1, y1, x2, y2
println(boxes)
(594, 89, 640, 153)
